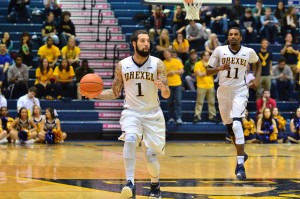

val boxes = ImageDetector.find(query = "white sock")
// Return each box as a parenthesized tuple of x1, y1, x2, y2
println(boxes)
(237, 156, 244, 165)
(123, 141, 136, 184)
(147, 160, 160, 183)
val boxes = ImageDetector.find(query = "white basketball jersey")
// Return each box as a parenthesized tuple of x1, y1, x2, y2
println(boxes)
(208, 45, 258, 87)
(121, 56, 160, 110)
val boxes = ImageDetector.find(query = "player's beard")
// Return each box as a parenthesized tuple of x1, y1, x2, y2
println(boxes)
(136, 46, 150, 57)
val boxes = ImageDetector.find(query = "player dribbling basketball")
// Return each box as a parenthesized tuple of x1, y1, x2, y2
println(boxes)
(93, 29, 170, 199)
(206, 27, 262, 180)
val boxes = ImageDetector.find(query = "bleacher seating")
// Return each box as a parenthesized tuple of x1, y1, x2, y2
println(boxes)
(0, 0, 299, 140)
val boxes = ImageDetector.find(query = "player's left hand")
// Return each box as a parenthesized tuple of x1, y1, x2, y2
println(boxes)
(248, 79, 258, 89)
(154, 80, 166, 90)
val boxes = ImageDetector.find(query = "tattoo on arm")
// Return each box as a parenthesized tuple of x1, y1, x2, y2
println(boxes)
(98, 62, 124, 100)
(157, 60, 170, 99)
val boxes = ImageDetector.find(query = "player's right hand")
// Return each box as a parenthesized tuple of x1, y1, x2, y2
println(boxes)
(218, 63, 230, 71)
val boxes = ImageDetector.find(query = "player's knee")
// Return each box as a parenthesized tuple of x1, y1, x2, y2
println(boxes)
(124, 133, 137, 144)
(145, 148, 158, 163)
(232, 120, 245, 144)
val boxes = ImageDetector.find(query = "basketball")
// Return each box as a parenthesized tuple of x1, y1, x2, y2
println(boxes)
(79, 74, 103, 98)
(184, 0, 193, 3)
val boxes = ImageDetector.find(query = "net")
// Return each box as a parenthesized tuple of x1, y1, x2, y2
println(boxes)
(183, 0, 202, 20)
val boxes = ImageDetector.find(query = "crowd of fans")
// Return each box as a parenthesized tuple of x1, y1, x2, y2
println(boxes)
(2, 0, 300, 143)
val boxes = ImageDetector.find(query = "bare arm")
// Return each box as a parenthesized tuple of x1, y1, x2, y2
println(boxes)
(96, 62, 124, 100)
(256, 118, 264, 134)
(290, 119, 297, 133)
(272, 119, 278, 134)
(56, 119, 62, 131)
(8, 118, 19, 132)
(250, 59, 262, 88)
(155, 60, 170, 99)
(206, 63, 230, 76)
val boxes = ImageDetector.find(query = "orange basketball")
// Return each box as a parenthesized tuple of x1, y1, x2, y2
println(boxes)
(79, 74, 103, 98)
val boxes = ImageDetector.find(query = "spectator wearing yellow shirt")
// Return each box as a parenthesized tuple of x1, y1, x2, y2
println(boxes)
(53, 58, 75, 99)
(61, 36, 80, 69)
(35, 58, 54, 99)
(37, 37, 60, 68)
(163, 49, 184, 124)
(193, 51, 218, 123)
(172, 32, 189, 64)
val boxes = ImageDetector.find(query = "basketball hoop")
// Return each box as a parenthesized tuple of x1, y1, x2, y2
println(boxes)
(183, 0, 202, 20)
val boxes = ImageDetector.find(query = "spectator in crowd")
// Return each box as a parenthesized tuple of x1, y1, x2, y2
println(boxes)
(17, 87, 40, 115)
(256, 108, 278, 143)
(172, 6, 187, 37)
(163, 49, 184, 124)
(7, 0, 32, 23)
(280, 33, 299, 79)
(41, 12, 59, 45)
(0, 44, 12, 74)
(7, 54, 29, 99)
(35, 58, 54, 99)
(239, 8, 257, 44)
(38, 36, 61, 69)
(1, 32, 13, 54)
(0, 94, 7, 108)
(171, 50, 182, 63)
(288, 107, 300, 143)
(210, 6, 228, 34)
(204, 33, 221, 54)
(193, 51, 218, 123)
(282, 6, 298, 44)
(43, 0, 62, 20)
(260, 7, 279, 45)
(256, 89, 276, 119)
(228, 0, 245, 28)
(41, 107, 67, 143)
(272, 107, 287, 143)
(184, 49, 200, 91)
(186, 20, 209, 51)
(19, 32, 33, 68)
(271, 57, 294, 101)
(58, 11, 80, 47)
(8, 107, 37, 144)
(75, 59, 94, 100)
(149, 5, 166, 42)
(274, 1, 286, 27)
(31, 105, 44, 142)
(53, 58, 75, 99)
(61, 36, 80, 69)
(256, 38, 272, 99)
(252, 0, 265, 32)
(242, 109, 257, 144)
(0, 107, 13, 142)
(155, 29, 172, 60)
(172, 32, 189, 64)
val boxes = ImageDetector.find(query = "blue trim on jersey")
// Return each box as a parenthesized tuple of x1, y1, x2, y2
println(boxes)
(131, 56, 150, 68)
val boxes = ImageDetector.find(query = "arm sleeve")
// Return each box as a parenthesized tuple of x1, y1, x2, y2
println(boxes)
(208, 47, 220, 68)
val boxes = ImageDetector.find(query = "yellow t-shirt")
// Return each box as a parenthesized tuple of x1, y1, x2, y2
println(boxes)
(194, 60, 214, 89)
(164, 58, 183, 86)
(172, 39, 189, 52)
(37, 45, 61, 63)
(53, 66, 75, 80)
(35, 68, 54, 85)
(61, 46, 81, 59)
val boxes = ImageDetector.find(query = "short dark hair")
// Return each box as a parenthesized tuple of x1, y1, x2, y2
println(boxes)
(15, 54, 23, 60)
(130, 29, 149, 45)
(29, 86, 37, 94)
(62, 11, 71, 19)
(278, 57, 286, 63)
(261, 38, 268, 43)
(228, 27, 242, 36)
(46, 36, 53, 42)
(200, 51, 209, 58)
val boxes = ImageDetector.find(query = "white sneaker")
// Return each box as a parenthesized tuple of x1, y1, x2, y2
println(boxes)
(0, 138, 8, 144)
(15, 139, 21, 144)
(24, 139, 35, 144)
(176, 118, 183, 124)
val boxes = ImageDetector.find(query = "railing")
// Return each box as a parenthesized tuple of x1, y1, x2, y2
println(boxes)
(96, 9, 103, 42)
(89, 0, 96, 25)
(103, 27, 111, 60)
(112, 44, 120, 78)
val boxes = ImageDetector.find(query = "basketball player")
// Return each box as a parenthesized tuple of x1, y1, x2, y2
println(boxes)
(94, 29, 170, 199)
(206, 27, 262, 180)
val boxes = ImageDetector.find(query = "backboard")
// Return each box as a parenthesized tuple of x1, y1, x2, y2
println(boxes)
(142, 0, 233, 5)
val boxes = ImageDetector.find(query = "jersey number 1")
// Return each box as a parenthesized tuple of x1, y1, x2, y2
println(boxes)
(226, 67, 239, 79)
(136, 83, 144, 96)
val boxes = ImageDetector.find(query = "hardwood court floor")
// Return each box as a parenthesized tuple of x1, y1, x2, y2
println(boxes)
(0, 141, 299, 199)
